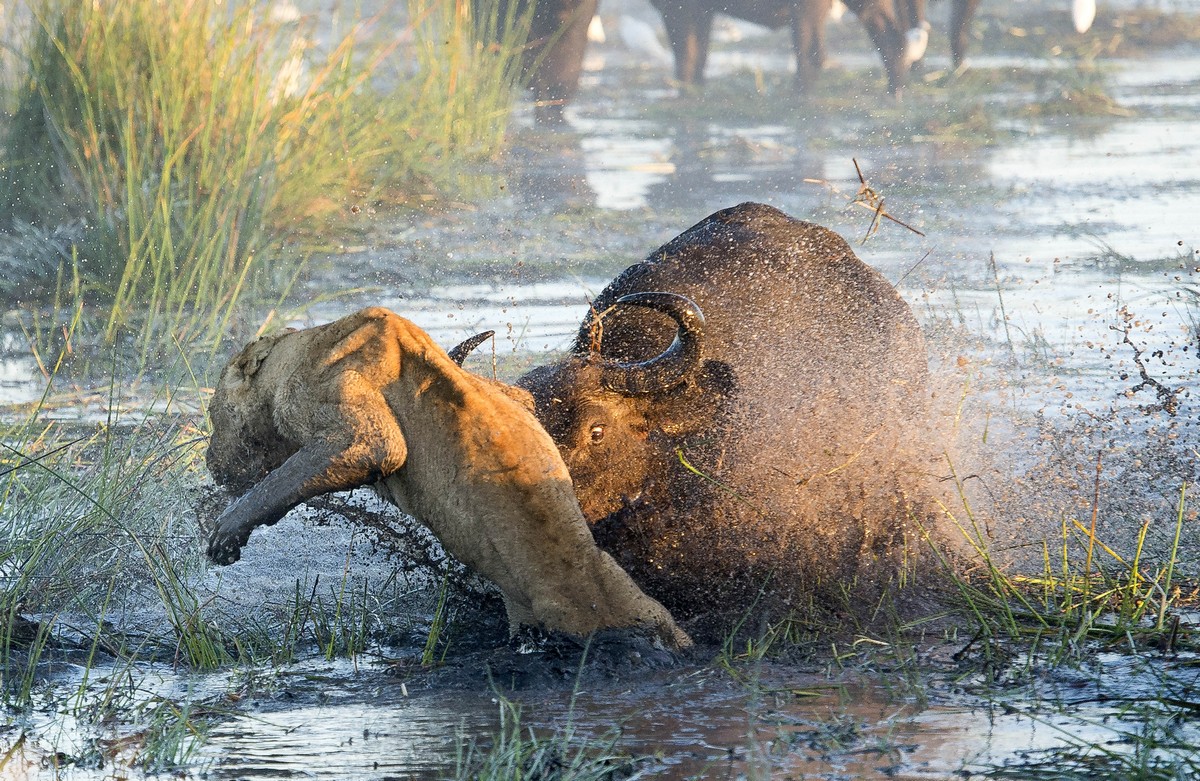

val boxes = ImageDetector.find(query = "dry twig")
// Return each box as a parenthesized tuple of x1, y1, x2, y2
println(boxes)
(806, 159, 926, 244)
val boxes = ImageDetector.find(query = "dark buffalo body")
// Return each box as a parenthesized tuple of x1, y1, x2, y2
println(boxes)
(493, 0, 982, 120)
(650, 0, 910, 94)
(518, 203, 934, 637)
(488, 0, 598, 123)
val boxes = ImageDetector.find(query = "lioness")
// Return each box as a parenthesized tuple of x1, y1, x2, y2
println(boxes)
(204, 307, 690, 650)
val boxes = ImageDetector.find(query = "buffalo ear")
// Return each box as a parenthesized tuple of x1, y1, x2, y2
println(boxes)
(659, 359, 736, 437)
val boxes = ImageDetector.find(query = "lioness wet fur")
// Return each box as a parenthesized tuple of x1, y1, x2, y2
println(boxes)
(204, 307, 690, 649)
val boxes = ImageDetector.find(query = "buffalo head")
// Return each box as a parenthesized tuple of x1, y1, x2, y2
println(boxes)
(518, 292, 734, 522)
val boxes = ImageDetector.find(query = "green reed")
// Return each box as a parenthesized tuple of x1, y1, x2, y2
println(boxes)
(408, 0, 535, 160)
(927, 468, 1193, 656)
(0, 348, 214, 704)
(0, 0, 530, 363)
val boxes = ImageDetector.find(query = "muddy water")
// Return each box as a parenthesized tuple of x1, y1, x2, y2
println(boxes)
(11, 643, 1199, 779)
(4, 1, 1200, 779)
(195, 654, 1200, 780)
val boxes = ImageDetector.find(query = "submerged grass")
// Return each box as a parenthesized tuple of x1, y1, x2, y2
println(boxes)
(924, 462, 1195, 660)
(0, 377, 209, 705)
(623, 63, 1009, 149)
(1024, 63, 1132, 119)
(129, 695, 211, 774)
(454, 694, 649, 781)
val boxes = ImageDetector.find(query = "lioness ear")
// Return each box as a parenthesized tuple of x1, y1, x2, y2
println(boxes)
(494, 382, 537, 415)
(237, 330, 295, 378)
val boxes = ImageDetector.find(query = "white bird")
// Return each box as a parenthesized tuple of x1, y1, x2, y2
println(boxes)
(903, 22, 930, 66)
(1072, 0, 1096, 33)
(269, 1, 303, 25)
(588, 15, 606, 44)
(618, 15, 673, 66)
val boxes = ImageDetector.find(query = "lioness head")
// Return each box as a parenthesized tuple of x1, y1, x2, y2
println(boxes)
(207, 330, 299, 495)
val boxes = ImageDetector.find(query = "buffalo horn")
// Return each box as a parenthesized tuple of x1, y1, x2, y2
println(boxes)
(599, 292, 705, 396)
(448, 330, 495, 366)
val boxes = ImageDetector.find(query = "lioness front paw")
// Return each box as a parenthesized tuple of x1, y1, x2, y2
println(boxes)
(206, 524, 246, 565)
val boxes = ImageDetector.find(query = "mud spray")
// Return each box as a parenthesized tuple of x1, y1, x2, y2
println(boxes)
(925, 279, 1198, 583)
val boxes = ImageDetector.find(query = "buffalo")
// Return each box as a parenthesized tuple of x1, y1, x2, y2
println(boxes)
(651, 0, 913, 94)
(505, 0, 1104, 119)
(503, 0, 599, 123)
(496, 203, 936, 637)
(501, 0, 920, 121)
(204, 307, 690, 649)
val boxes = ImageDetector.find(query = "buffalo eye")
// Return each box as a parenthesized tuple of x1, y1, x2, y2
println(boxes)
(589, 424, 606, 443)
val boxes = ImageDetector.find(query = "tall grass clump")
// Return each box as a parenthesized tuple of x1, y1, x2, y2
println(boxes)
(0, 377, 213, 705)
(926, 468, 1195, 658)
(0, 0, 531, 361)
(407, 0, 536, 160)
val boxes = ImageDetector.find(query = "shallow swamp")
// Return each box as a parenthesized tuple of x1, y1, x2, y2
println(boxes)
(1, 0, 1199, 778)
